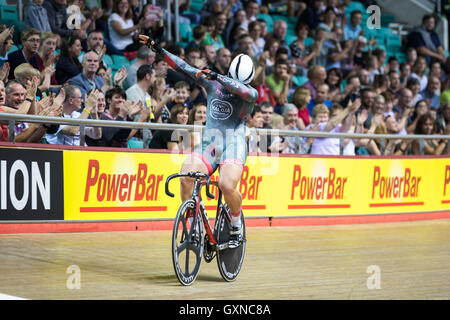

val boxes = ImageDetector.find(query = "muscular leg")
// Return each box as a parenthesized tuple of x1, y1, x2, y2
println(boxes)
(218, 163, 244, 221)
(180, 155, 209, 201)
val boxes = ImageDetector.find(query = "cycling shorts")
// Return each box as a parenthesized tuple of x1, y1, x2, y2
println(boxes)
(192, 133, 248, 175)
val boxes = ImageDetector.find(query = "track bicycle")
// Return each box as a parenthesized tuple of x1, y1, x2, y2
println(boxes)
(165, 171, 246, 286)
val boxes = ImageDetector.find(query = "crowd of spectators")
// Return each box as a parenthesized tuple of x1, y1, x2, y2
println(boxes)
(1, 0, 450, 156)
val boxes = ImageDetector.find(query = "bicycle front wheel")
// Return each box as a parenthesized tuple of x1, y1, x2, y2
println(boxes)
(215, 208, 246, 282)
(171, 199, 204, 286)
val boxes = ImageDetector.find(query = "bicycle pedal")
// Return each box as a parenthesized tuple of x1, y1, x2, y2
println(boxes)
(217, 243, 229, 250)
(228, 240, 241, 249)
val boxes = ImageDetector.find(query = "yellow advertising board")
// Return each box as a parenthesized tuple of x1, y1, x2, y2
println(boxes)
(63, 150, 450, 221)
(64, 150, 183, 220)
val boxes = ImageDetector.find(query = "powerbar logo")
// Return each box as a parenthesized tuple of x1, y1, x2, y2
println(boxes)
(0, 160, 50, 210)
(291, 165, 348, 200)
(84, 160, 163, 202)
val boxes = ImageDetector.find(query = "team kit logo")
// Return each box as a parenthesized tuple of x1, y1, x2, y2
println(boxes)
(210, 99, 233, 120)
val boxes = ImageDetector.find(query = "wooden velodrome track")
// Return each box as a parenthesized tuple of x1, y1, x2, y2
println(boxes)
(0, 218, 448, 300)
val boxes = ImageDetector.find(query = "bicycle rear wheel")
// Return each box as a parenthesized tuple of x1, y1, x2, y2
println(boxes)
(171, 199, 204, 286)
(215, 208, 246, 282)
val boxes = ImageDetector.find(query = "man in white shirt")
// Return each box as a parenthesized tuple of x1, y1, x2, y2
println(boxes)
(46, 85, 100, 145)
(125, 64, 155, 110)
(241, 0, 260, 31)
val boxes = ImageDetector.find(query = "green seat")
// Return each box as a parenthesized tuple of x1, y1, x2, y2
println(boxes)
(380, 27, 394, 37)
(395, 52, 406, 63)
(285, 35, 297, 45)
(0, 6, 18, 20)
(189, 0, 203, 13)
(286, 27, 296, 38)
(257, 13, 274, 29)
(271, 14, 289, 23)
(7, 44, 18, 54)
(340, 80, 347, 92)
(112, 54, 130, 68)
(381, 14, 395, 27)
(0, 18, 21, 43)
(363, 27, 376, 39)
(292, 75, 309, 87)
(386, 34, 402, 52)
(102, 54, 114, 68)
(105, 54, 130, 71)
(128, 139, 144, 149)
(287, 17, 298, 26)
(386, 34, 401, 46)
(175, 41, 188, 48)
(179, 23, 192, 42)
(372, 31, 386, 46)
(345, 1, 366, 13)
(304, 37, 314, 46)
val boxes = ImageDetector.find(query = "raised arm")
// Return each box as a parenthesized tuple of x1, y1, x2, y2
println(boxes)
(139, 35, 211, 88)
(162, 48, 208, 85)
(324, 98, 361, 132)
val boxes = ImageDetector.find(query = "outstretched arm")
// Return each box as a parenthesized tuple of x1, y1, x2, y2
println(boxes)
(140, 34, 207, 85)
(163, 48, 258, 103)
(163, 48, 209, 86)
(140, 35, 257, 102)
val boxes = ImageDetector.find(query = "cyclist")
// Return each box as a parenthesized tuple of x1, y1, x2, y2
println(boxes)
(140, 35, 258, 247)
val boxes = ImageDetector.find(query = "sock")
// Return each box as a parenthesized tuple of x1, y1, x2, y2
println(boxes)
(231, 211, 242, 228)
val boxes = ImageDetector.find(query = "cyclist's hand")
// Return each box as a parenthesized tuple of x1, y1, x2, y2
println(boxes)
(196, 69, 218, 80)
(139, 34, 163, 54)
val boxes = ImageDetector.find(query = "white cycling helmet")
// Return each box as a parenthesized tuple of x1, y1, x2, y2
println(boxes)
(228, 53, 255, 84)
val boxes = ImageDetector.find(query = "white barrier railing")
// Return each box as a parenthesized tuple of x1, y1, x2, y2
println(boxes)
(1, 112, 449, 155)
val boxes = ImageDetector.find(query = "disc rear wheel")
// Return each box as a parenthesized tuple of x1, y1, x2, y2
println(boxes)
(215, 208, 246, 282)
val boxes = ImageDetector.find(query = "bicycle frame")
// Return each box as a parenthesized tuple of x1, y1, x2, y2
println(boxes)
(165, 172, 231, 247)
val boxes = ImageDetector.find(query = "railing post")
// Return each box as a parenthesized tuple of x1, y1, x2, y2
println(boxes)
(18, 0, 24, 21)
(339, 137, 344, 155)
(79, 125, 86, 146)
(8, 120, 15, 143)
(174, 0, 180, 42)
(166, 0, 172, 42)
(419, 138, 424, 155)
(143, 128, 150, 149)
(380, 138, 385, 155)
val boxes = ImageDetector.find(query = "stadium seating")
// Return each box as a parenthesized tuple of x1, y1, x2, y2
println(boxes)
(179, 23, 193, 42)
(304, 37, 314, 46)
(285, 35, 297, 45)
(292, 75, 309, 87)
(395, 52, 406, 63)
(111, 54, 131, 70)
(102, 54, 114, 68)
(386, 34, 402, 52)
(189, 0, 203, 13)
(257, 13, 274, 32)
(345, 1, 366, 14)
(7, 43, 17, 55)
(0, 5, 18, 21)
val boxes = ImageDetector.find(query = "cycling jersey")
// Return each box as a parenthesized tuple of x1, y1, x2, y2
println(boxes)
(161, 48, 259, 174)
